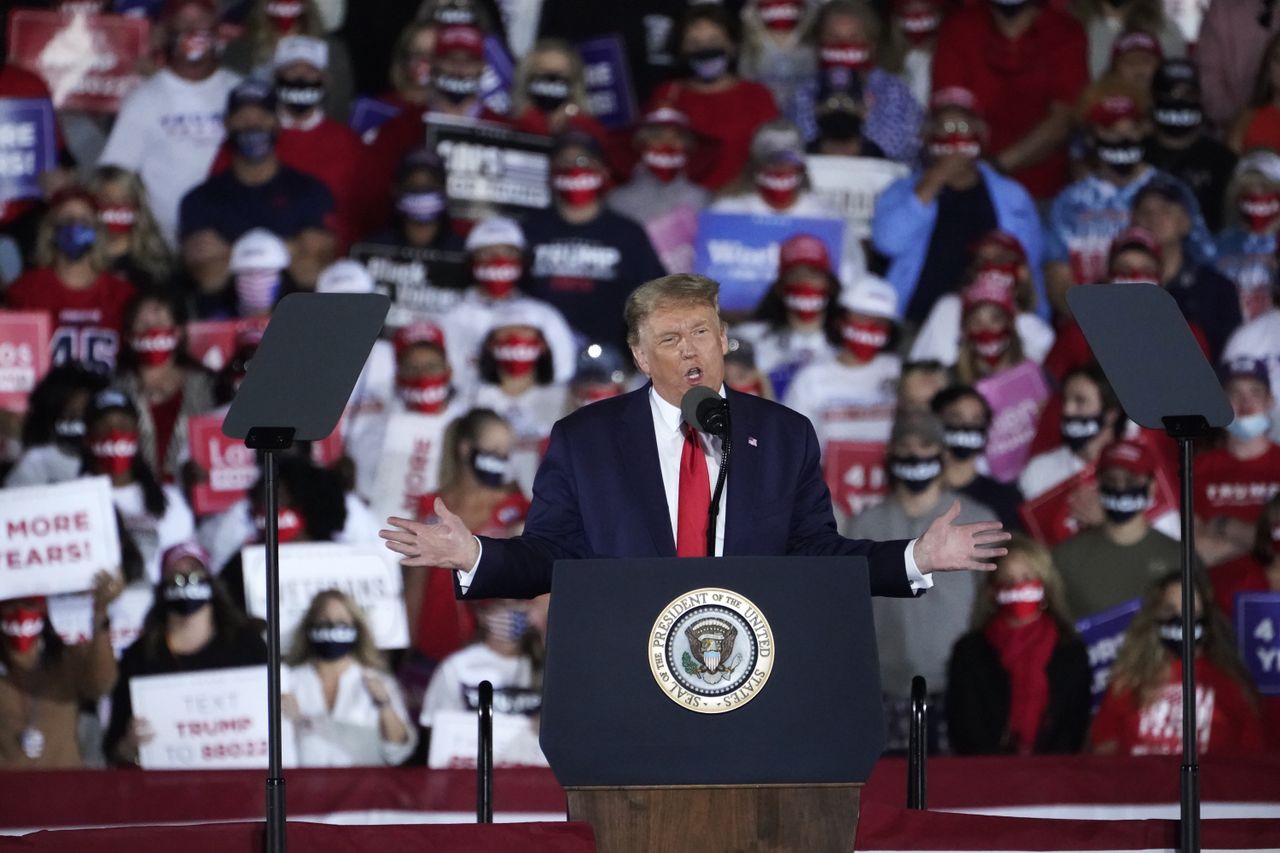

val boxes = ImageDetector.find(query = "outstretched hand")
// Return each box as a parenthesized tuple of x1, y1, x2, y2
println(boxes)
(379, 497, 480, 571)
(912, 500, 1010, 574)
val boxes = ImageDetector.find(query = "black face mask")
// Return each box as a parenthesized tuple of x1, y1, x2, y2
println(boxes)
(889, 453, 943, 493)
(470, 449, 510, 488)
(1153, 97, 1202, 138)
(1099, 484, 1148, 524)
(1061, 415, 1104, 452)
(1094, 135, 1146, 175)
(434, 73, 481, 104)
(1157, 615, 1205, 656)
(527, 73, 571, 114)
(308, 622, 358, 661)
(162, 575, 213, 616)
(685, 48, 730, 83)
(276, 78, 325, 115)
(816, 109, 863, 142)
(943, 427, 987, 461)
(54, 418, 86, 446)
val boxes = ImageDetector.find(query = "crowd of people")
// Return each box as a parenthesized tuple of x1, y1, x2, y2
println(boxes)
(2, 0, 1280, 771)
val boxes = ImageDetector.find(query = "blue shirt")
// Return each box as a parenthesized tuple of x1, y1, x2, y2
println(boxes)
(179, 165, 334, 242)
(1214, 227, 1276, 322)
(796, 68, 922, 164)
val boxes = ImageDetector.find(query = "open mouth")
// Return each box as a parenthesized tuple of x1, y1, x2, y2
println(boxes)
(685, 367, 704, 385)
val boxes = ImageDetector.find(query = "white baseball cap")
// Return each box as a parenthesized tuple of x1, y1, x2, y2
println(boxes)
(274, 35, 329, 71)
(229, 228, 290, 273)
(316, 259, 374, 293)
(465, 216, 526, 253)
(839, 274, 899, 321)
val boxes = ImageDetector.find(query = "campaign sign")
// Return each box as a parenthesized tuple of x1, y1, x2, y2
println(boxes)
(0, 476, 122, 600)
(1077, 597, 1141, 708)
(426, 116, 553, 220)
(0, 100, 57, 205)
(184, 316, 269, 373)
(47, 583, 153, 656)
(1236, 593, 1280, 695)
(187, 413, 256, 516)
(348, 96, 403, 140)
(427, 709, 548, 769)
(0, 311, 52, 413)
(348, 243, 468, 328)
(577, 36, 636, 130)
(805, 155, 909, 240)
(976, 361, 1050, 483)
(694, 211, 844, 312)
(370, 411, 449, 527)
(1019, 461, 1180, 547)
(646, 205, 699, 275)
(241, 542, 410, 650)
(8, 10, 150, 112)
(824, 441, 888, 519)
(131, 665, 297, 769)
(480, 35, 515, 116)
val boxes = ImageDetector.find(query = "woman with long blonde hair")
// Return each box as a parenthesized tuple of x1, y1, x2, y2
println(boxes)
(90, 166, 172, 288)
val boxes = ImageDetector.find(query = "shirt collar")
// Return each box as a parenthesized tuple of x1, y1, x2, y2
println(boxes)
(648, 384, 726, 435)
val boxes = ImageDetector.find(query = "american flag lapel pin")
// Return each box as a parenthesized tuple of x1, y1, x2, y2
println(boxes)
(748, 437, 758, 447)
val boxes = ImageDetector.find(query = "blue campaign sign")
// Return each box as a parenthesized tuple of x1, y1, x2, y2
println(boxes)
(112, 0, 163, 16)
(480, 36, 514, 116)
(693, 211, 844, 313)
(1236, 592, 1280, 695)
(0, 98, 56, 205)
(348, 97, 403, 139)
(577, 36, 636, 130)
(1076, 597, 1142, 708)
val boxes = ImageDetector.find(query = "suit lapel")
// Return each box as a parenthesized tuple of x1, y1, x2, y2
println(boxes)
(614, 387, 676, 557)
(724, 389, 762, 556)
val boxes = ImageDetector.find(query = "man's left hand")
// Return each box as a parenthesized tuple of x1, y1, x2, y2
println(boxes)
(913, 500, 1010, 574)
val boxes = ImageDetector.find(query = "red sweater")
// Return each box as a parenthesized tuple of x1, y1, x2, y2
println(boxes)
(646, 79, 778, 191)
(4, 267, 136, 372)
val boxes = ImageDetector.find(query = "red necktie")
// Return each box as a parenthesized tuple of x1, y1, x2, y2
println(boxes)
(676, 425, 711, 556)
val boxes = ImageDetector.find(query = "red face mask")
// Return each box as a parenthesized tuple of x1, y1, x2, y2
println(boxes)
(255, 506, 305, 543)
(397, 374, 451, 413)
(129, 326, 180, 368)
(756, 165, 803, 209)
(968, 327, 1011, 367)
(842, 317, 889, 361)
(492, 332, 545, 377)
(820, 40, 873, 73)
(98, 205, 137, 235)
(928, 132, 982, 159)
(1, 607, 45, 655)
(759, 0, 804, 31)
(577, 384, 622, 405)
(897, 5, 941, 46)
(266, 0, 303, 33)
(1239, 191, 1280, 233)
(641, 143, 687, 182)
(553, 166, 605, 206)
(995, 580, 1045, 621)
(90, 429, 138, 476)
(783, 279, 827, 322)
(472, 257, 522, 298)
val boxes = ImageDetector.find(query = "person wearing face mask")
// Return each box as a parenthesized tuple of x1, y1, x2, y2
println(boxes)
(179, 80, 336, 294)
(807, 72, 884, 158)
(110, 291, 215, 483)
(1019, 365, 1121, 506)
(1052, 440, 1189, 619)
(954, 266, 1027, 384)
(872, 87, 1047, 329)
(216, 228, 295, 319)
(89, 166, 173, 290)
(1090, 571, 1261, 756)
(281, 590, 415, 766)
(568, 344, 630, 409)
(844, 410, 999, 752)
(1074, 0, 1184, 83)
(522, 132, 666, 353)
(1212, 494, 1280, 623)
(0, 572, 122, 768)
(1193, 360, 1280, 567)
(607, 107, 711, 230)
(508, 39, 610, 150)
(645, 5, 780, 191)
(783, 274, 902, 456)
(4, 366, 107, 488)
(946, 536, 1090, 755)
(890, 0, 942, 108)
(931, 385, 1025, 533)
(360, 147, 465, 264)
(1214, 152, 1280, 323)
(738, 0, 820, 129)
(104, 543, 267, 766)
(3, 188, 136, 374)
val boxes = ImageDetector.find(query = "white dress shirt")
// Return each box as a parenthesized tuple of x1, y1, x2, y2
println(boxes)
(283, 662, 417, 767)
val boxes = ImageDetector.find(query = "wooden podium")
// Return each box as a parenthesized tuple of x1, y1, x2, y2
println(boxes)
(541, 557, 884, 853)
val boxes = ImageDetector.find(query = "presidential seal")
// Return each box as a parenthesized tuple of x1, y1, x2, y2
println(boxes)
(648, 588, 775, 714)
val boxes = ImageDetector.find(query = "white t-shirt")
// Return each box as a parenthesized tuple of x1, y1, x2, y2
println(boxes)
(909, 294, 1056, 366)
(362, 399, 467, 519)
(3, 444, 81, 488)
(283, 662, 416, 767)
(419, 643, 538, 728)
(113, 482, 196, 583)
(99, 67, 242, 247)
(441, 290, 579, 393)
(470, 383, 568, 496)
(750, 327, 836, 377)
(783, 354, 902, 450)
(903, 48, 932, 108)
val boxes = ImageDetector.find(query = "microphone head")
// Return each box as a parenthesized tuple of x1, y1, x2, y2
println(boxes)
(681, 385, 729, 436)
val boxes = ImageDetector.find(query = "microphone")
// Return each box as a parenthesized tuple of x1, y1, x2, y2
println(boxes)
(680, 385, 730, 436)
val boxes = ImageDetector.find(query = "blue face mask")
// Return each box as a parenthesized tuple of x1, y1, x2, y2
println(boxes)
(231, 128, 276, 162)
(54, 222, 97, 261)
(1227, 412, 1271, 440)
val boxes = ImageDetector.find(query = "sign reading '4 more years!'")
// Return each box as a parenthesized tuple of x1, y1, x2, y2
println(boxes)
(0, 101, 57, 205)
(1237, 593, 1280, 695)
(0, 477, 122, 600)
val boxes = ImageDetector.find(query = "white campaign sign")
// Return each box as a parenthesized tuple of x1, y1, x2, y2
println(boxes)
(0, 476, 122, 599)
(130, 665, 297, 769)
(805, 155, 909, 240)
(47, 584, 153, 656)
(240, 543, 410, 650)
(369, 411, 448, 528)
(427, 709, 548, 769)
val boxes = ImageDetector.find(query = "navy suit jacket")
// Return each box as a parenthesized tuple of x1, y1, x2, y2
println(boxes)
(465, 386, 916, 599)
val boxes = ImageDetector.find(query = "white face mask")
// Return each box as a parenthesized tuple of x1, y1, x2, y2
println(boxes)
(1227, 412, 1271, 440)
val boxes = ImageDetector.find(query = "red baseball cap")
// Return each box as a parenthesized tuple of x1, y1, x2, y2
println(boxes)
(1086, 93, 1143, 129)
(1100, 439, 1156, 478)
(434, 24, 485, 58)
(971, 230, 1027, 264)
(1111, 31, 1162, 61)
(1109, 225, 1162, 265)
(394, 321, 447, 356)
(640, 106, 691, 130)
(961, 265, 1017, 315)
(778, 234, 830, 275)
(930, 85, 983, 119)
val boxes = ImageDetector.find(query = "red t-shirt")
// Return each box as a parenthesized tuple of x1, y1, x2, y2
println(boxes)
(0, 66, 63, 227)
(4, 267, 136, 373)
(149, 389, 184, 481)
(1193, 443, 1280, 523)
(931, 5, 1087, 200)
(646, 79, 778, 191)
(1089, 657, 1264, 756)
(1210, 554, 1275, 620)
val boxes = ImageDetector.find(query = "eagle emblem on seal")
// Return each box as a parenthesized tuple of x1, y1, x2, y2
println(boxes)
(681, 617, 743, 685)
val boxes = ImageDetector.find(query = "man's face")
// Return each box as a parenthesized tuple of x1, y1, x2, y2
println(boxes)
(1132, 195, 1190, 248)
(227, 103, 277, 135)
(1227, 376, 1272, 418)
(1062, 376, 1103, 418)
(630, 301, 729, 407)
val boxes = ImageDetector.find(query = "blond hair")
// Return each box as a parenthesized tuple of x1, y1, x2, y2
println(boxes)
(509, 38, 590, 117)
(625, 273, 722, 347)
(285, 589, 387, 671)
(970, 534, 1077, 631)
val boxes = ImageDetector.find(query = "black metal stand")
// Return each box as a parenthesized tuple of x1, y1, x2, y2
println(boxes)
(246, 427, 296, 853)
(477, 680, 494, 823)
(706, 437, 732, 557)
(907, 675, 927, 810)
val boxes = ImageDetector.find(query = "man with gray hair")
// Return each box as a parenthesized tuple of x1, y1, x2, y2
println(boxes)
(382, 273, 1008, 601)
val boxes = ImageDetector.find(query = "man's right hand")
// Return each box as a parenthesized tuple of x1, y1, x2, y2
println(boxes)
(379, 497, 480, 571)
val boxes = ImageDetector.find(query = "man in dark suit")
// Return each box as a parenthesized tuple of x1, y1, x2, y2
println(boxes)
(381, 274, 1009, 598)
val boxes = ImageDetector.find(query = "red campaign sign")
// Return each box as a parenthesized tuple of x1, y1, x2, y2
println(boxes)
(185, 317, 269, 374)
(824, 441, 888, 518)
(309, 416, 344, 469)
(7, 10, 150, 112)
(0, 311, 51, 413)
(1019, 461, 1179, 547)
(188, 413, 256, 516)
